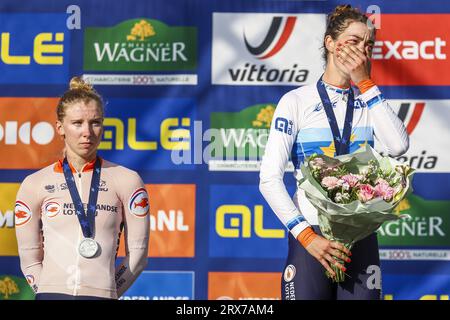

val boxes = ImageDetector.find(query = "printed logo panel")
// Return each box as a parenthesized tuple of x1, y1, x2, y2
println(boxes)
(84, 18, 197, 71)
(208, 272, 280, 300)
(209, 100, 450, 173)
(209, 185, 289, 258)
(118, 184, 196, 258)
(0, 98, 63, 169)
(0, 275, 35, 300)
(121, 271, 194, 300)
(382, 273, 450, 300)
(212, 13, 326, 86)
(0, 14, 69, 84)
(83, 18, 197, 85)
(0, 183, 20, 256)
(372, 14, 450, 85)
(377, 194, 450, 247)
(96, 98, 196, 170)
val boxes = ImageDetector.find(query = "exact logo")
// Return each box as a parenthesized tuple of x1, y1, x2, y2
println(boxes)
(371, 14, 450, 85)
(373, 38, 446, 60)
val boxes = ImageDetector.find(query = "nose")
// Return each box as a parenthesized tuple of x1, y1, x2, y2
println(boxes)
(81, 123, 92, 138)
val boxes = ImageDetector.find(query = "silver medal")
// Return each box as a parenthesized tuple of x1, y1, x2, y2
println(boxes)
(78, 238, 99, 258)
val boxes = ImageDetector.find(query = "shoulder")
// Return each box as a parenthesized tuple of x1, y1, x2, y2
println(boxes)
(101, 159, 144, 185)
(21, 163, 56, 186)
(278, 84, 318, 106)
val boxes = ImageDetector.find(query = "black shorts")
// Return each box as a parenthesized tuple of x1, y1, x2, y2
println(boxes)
(282, 226, 381, 300)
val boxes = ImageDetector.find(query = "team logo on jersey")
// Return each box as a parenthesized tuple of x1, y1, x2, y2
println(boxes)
(14, 201, 32, 227)
(44, 184, 56, 193)
(128, 188, 149, 217)
(43, 201, 61, 218)
(283, 264, 296, 282)
(274, 117, 293, 135)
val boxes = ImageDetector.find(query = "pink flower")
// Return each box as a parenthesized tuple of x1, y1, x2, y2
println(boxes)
(358, 184, 375, 202)
(374, 179, 395, 201)
(321, 176, 339, 189)
(341, 174, 361, 188)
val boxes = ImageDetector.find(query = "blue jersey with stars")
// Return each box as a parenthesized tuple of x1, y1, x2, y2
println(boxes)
(259, 80, 409, 238)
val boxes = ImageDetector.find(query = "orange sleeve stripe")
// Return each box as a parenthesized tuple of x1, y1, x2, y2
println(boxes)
(357, 79, 376, 94)
(297, 226, 317, 248)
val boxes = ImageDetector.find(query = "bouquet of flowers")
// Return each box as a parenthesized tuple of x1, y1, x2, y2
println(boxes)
(297, 145, 415, 282)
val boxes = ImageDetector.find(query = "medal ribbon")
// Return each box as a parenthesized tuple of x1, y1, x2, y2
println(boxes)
(62, 157, 101, 239)
(316, 76, 355, 156)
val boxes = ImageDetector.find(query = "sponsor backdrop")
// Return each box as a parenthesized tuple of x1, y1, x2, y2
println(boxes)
(0, 0, 449, 300)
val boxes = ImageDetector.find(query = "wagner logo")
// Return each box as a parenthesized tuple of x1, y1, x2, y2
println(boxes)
(14, 201, 32, 227)
(209, 104, 276, 172)
(212, 13, 326, 85)
(283, 265, 296, 282)
(0, 13, 69, 84)
(43, 201, 60, 218)
(84, 18, 197, 71)
(244, 16, 296, 60)
(119, 184, 196, 257)
(371, 14, 450, 85)
(128, 188, 149, 217)
(0, 98, 63, 169)
(378, 194, 449, 247)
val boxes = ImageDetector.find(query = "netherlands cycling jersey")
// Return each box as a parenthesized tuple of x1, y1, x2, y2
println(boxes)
(259, 80, 409, 239)
(15, 158, 150, 299)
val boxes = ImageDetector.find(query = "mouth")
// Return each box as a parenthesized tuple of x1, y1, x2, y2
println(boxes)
(80, 142, 93, 148)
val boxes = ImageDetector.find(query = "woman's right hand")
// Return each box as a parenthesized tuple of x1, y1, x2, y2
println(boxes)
(303, 235, 352, 278)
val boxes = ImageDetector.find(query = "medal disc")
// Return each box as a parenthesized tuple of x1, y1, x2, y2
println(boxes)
(78, 238, 99, 258)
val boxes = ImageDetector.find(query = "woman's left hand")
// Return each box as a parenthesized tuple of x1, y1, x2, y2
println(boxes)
(335, 42, 371, 84)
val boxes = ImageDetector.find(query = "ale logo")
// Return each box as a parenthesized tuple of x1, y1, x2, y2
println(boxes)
(43, 201, 60, 218)
(14, 201, 32, 227)
(244, 16, 296, 60)
(128, 188, 149, 217)
(84, 18, 197, 71)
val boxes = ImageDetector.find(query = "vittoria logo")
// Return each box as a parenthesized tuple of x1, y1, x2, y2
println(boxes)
(129, 188, 149, 217)
(14, 201, 32, 227)
(395, 102, 425, 136)
(212, 13, 326, 86)
(244, 16, 296, 60)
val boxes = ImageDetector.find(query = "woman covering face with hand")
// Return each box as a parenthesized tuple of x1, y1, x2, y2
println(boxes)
(15, 77, 150, 300)
(260, 5, 409, 300)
